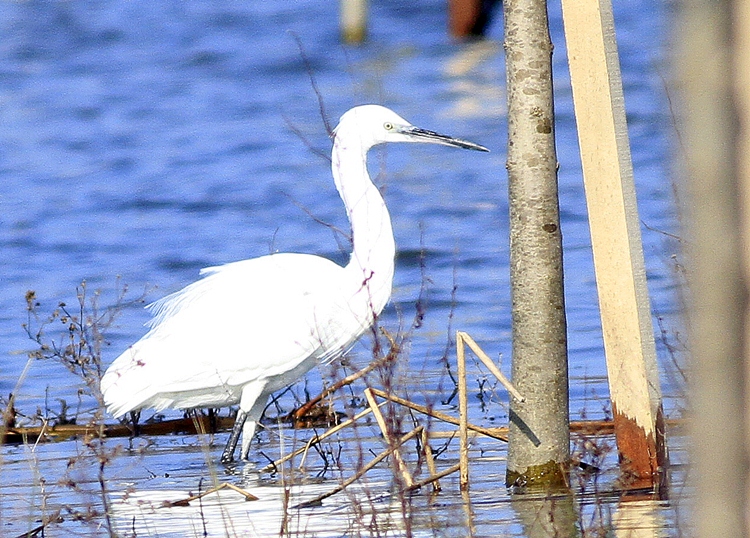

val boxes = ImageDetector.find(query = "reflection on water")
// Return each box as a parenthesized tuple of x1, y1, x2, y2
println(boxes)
(613, 500, 670, 538)
(111, 482, 407, 537)
(511, 492, 579, 538)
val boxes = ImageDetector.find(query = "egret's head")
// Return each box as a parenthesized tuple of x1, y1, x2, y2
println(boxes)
(334, 105, 489, 152)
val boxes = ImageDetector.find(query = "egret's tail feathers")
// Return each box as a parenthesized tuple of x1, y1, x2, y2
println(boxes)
(100, 371, 153, 418)
(100, 345, 159, 418)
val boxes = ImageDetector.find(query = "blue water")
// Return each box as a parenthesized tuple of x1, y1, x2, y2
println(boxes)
(0, 0, 681, 535)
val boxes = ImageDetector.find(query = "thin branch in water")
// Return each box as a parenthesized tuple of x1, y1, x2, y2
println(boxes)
(289, 31, 332, 137)
(412, 223, 431, 331)
(441, 264, 461, 405)
(282, 114, 331, 164)
(641, 218, 683, 243)
(291, 328, 399, 420)
(283, 192, 352, 249)
(162, 481, 258, 508)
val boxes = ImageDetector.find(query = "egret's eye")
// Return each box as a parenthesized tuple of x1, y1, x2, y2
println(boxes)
(384, 122, 394, 131)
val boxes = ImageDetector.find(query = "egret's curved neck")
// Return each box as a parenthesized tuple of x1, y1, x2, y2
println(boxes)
(331, 131, 395, 314)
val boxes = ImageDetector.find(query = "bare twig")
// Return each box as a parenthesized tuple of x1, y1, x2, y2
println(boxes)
(420, 427, 441, 492)
(364, 388, 414, 487)
(292, 333, 399, 420)
(289, 31, 332, 137)
(368, 388, 508, 442)
(407, 463, 461, 492)
(261, 403, 385, 473)
(294, 427, 424, 509)
(457, 332, 470, 491)
(457, 331, 525, 402)
(163, 482, 259, 507)
(10, 509, 62, 538)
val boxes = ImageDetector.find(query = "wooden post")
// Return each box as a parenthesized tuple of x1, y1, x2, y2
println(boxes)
(340, 0, 367, 44)
(560, 0, 668, 493)
(449, 0, 481, 38)
(503, 0, 570, 490)
(677, 0, 748, 534)
(449, 0, 499, 39)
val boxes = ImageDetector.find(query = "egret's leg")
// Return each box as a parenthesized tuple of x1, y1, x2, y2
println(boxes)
(221, 410, 247, 464)
(220, 382, 267, 464)
(239, 392, 270, 460)
(239, 417, 258, 461)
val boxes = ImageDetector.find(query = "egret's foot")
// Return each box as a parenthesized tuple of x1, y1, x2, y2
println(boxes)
(219, 450, 251, 465)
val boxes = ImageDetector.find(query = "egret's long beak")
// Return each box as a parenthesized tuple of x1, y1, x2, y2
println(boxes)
(400, 126, 490, 152)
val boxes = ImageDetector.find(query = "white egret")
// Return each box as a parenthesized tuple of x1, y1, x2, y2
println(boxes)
(100, 105, 488, 463)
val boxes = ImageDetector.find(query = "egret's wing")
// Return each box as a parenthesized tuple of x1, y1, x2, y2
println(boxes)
(144, 263, 229, 329)
(101, 253, 364, 416)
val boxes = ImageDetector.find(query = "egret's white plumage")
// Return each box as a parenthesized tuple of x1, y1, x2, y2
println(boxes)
(100, 105, 488, 462)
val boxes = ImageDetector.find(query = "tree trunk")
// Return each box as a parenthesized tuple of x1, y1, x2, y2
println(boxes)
(504, 0, 570, 489)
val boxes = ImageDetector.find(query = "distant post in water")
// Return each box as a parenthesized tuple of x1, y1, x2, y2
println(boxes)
(340, 0, 368, 44)
(561, 0, 667, 493)
(503, 0, 570, 489)
(449, 0, 498, 39)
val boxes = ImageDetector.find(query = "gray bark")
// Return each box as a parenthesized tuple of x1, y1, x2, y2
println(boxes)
(503, 0, 570, 488)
